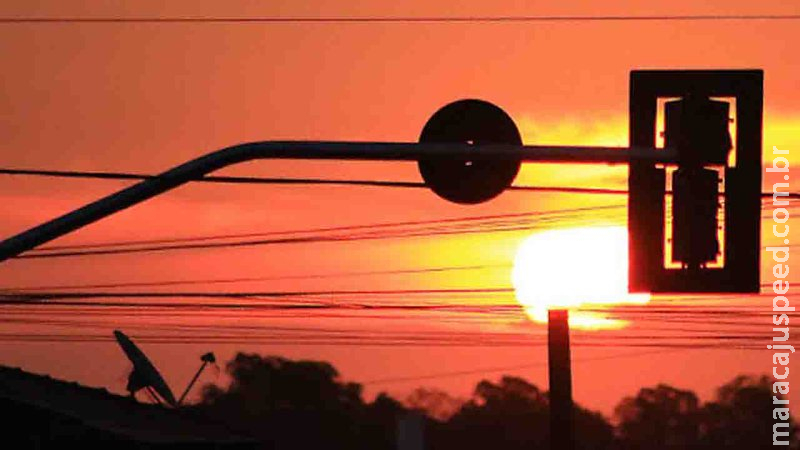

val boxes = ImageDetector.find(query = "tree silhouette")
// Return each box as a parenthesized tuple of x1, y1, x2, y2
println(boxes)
(405, 387, 465, 421)
(196, 353, 796, 449)
(199, 353, 401, 449)
(429, 376, 614, 450)
(615, 375, 798, 450)
(698, 375, 797, 449)
(615, 384, 702, 449)
(202, 353, 362, 412)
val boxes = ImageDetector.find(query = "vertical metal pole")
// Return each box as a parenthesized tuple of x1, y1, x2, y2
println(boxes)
(178, 361, 209, 406)
(548, 309, 574, 450)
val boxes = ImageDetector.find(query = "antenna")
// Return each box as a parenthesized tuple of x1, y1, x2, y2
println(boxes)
(113, 329, 178, 407)
(177, 351, 217, 405)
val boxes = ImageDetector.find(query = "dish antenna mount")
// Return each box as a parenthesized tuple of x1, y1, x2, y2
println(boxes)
(113, 330, 216, 407)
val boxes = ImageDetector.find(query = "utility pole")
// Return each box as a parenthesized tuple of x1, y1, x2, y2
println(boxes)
(548, 309, 573, 450)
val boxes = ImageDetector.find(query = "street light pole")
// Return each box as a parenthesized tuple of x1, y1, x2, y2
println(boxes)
(548, 309, 574, 450)
(0, 141, 673, 263)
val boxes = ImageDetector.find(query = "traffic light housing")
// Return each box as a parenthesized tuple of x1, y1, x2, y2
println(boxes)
(628, 70, 763, 293)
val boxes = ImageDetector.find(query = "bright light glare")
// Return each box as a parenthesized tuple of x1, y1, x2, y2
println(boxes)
(511, 226, 649, 329)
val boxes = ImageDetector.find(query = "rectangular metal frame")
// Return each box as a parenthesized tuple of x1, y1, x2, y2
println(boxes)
(628, 70, 763, 293)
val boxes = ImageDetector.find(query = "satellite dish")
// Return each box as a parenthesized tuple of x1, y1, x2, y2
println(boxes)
(113, 330, 178, 407)
(418, 99, 523, 204)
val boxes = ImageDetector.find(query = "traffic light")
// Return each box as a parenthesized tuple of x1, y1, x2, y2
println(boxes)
(628, 70, 763, 293)
(667, 95, 729, 271)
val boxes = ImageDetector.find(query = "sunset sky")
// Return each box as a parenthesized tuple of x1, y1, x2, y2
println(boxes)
(0, 1, 798, 418)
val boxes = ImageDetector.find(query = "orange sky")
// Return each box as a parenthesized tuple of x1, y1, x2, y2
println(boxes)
(0, 1, 798, 418)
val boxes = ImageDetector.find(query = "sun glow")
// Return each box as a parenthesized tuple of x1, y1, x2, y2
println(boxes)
(511, 226, 649, 330)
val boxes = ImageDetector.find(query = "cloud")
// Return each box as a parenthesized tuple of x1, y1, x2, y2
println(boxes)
(764, 115, 800, 163)
(516, 115, 627, 147)
(514, 114, 628, 190)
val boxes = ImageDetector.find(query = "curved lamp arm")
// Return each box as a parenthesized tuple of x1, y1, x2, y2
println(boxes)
(0, 140, 672, 262)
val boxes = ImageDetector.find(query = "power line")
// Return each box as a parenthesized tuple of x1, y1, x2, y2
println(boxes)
(0, 299, 781, 326)
(1, 263, 509, 292)
(15, 205, 623, 259)
(0, 301, 779, 316)
(1, 292, 787, 313)
(0, 332, 770, 350)
(2, 167, 797, 199)
(1, 309, 777, 328)
(8, 198, 794, 260)
(0, 168, 422, 189)
(0, 304, 784, 338)
(0, 168, 630, 196)
(0, 287, 514, 302)
(362, 348, 694, 385)
(11, 208, 787, 259)
(15, 222, 619, 259)
(1, 15, 799, 24)
(28, 204, 622, 251)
